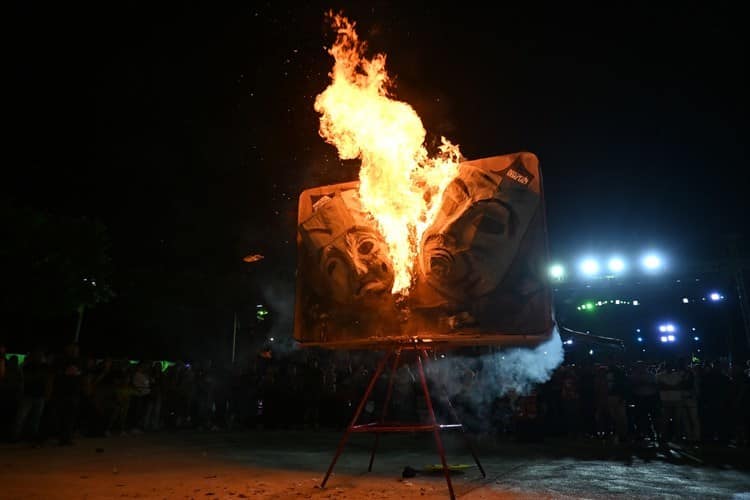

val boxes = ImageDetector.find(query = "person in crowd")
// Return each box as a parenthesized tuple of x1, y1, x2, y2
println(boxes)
(629, 361, 659, 441)
(146, 362, 164, 431)
(593, 365, 611, 438)
(302, 355, 324, 430)
(53, 343, 82, 445)
(129, 361, 152, 433)
(682, 360, 701, 443)
(728, 362, 750, 446)
(560, 366, 581, 437)
(607, 363, 630, 444)
(656, 359, 688, 444)
(12, 350, 49, 444)
(107, 360, 134, 436)
(0, 353, 24, 441)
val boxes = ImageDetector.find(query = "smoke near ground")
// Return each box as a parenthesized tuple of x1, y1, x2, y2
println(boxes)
(425, 328, 563, 428)
(258, 278, 297, 355)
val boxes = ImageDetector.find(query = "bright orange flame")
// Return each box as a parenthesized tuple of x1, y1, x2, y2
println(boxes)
(314, 12, 461, 295)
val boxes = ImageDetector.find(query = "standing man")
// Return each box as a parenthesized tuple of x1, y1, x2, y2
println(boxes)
(54, 343, 82, 445)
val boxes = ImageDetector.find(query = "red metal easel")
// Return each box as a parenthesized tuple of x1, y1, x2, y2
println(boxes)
(320, 343, 486, 500)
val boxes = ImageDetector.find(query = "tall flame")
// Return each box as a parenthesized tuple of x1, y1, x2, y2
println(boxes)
(314, 12, 461, 295)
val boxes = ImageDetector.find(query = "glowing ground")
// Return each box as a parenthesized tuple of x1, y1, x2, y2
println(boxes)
(1, 430, 748, 499)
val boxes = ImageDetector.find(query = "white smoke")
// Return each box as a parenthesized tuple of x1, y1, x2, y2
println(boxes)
(426, 327, 564, 410)
(258, 278, 298, 355)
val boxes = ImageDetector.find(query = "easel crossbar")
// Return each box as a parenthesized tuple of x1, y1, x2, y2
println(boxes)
(319, 346, 486, 500)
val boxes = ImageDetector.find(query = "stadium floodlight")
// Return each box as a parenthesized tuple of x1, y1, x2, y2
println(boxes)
(694, 336, 699, 341)
(549, 264, 565, 280)
(682, 297, 689, 304)
(608, 257, 626, 273)
(641, 252, 663, 271)
(667, 335, 675, 342)
(580, 258, 600, 276)
(709, 292, 722, 301)
(660, 336, 668, 343)
(637, 337, 643, 342)
(659, 323, 675, 333)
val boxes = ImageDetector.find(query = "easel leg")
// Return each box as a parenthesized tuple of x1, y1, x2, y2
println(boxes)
(422, 353, 487, 478)
(321, 351, 391, 488)
(368, 349, 401, 472)
(416, 350, 455, 500)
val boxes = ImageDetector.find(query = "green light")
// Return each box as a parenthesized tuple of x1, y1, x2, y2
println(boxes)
(256, 308, 269, 321)
(160, 360, 175, 372)
(4, 353, 26, 365)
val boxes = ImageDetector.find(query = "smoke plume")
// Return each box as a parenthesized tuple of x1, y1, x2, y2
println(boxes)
(425, 328, 564, 424)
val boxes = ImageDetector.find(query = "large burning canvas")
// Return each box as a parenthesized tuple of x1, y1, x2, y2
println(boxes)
(294, 151, 555, 348)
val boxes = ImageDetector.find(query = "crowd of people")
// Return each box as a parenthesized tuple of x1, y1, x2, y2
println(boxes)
(1, 342, 749, 449)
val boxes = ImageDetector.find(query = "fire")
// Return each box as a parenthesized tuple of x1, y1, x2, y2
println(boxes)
(314, 12, 461, 295)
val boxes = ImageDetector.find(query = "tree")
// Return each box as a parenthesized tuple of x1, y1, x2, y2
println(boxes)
(1, 200, 114, 344)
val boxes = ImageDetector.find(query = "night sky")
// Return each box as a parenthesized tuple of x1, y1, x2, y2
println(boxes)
(5, 2, 746, 359)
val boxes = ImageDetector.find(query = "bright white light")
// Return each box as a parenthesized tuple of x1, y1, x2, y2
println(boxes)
(580, 258, 600, 276)
(564, 339, 573, 345)
(667, 324, 675, 332)
(692, 327, 696, 331)
(667, 335, 675, 342)
(709, 292, 721, 301)
(682, 297, 689, 304)
(608, 257, 625, 273)
(660, 336, 668, 343)
(659, 325, 667, 333)
(637, 337, 643, 342)
(642, 253, 663, 271)
(636, 328, 641, 333)
(633, 300, 640, 306)
(694, 336, 699, 341)
(269, 337, 275, 342)
(589, 349, 594, 355)
(549, 264, 565, 280)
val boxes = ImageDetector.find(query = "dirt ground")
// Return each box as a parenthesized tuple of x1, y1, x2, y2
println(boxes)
(1, 430, 748, 499)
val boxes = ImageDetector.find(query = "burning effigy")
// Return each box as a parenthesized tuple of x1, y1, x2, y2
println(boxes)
(294, 13, 554, 347)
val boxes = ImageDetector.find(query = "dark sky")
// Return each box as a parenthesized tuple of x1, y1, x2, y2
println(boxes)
(6, 2, 746, 357)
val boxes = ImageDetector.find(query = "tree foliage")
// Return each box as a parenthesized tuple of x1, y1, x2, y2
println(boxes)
(1, 200, 114, 318)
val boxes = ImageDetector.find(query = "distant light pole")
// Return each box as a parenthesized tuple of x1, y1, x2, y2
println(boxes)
(73, 304, 85, 343)
(235, 253, 265, 363)
(231, 312, 239, 364)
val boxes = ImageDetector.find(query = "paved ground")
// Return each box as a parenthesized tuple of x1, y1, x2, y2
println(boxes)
(1, 430, 749, 499)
